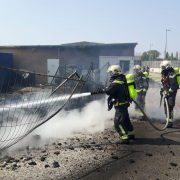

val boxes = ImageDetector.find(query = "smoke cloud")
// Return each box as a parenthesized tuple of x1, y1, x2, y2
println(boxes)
(5, 84, 180, 153)
(8, 97, 115, 152)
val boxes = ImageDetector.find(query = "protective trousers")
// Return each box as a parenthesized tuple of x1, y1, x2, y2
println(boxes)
(114, 106, 134, 140)
(135, 91, 146, 119)
(164, 93, 176, 122)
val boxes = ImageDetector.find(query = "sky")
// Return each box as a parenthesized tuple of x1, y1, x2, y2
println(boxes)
(0, 0, 180, 58)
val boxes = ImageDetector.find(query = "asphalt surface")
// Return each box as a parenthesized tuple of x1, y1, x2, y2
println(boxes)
(79, 120, 180, 180)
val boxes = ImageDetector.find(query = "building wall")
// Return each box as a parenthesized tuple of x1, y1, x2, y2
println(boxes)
(59, 45, 135, 69)
(0, 47, 60, 73)
(0, 47, 60, 84)
(59, 47, 99, 69)
(0, 44, 136, 83)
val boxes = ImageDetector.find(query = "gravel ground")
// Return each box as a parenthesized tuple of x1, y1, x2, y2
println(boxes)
(0, 118, 180, 180)
(1, 75, 180, 180)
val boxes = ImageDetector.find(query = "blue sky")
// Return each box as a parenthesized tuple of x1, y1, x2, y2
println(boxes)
(0, 0, 179, 58)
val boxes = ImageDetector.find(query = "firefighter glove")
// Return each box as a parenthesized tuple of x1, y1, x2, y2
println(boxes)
(164, 91, 170, 98)
(160, 91, 163, 96)
(142, 91, 146, 97)
(97, 88, 104, 94)
(160, 89, 163, 96)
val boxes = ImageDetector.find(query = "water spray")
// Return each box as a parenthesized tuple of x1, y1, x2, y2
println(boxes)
(0, 93, 92, 111)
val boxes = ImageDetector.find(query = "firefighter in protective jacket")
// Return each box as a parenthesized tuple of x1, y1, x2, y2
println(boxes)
(133, 65, 148, 120)
(103, 65, 134, 144)
(160, 61, 179, 128)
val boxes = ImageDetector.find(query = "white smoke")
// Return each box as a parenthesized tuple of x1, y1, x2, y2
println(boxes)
(7, 97, 115, 151)
(130, 81, 180, 121)
(5, 85, 180, 153)
(145, 88, 166, 120)
(34, 98, 114, 139)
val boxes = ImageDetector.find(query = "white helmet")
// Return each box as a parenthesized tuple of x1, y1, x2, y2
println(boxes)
(133, 65, 141, 72)
(107, 65, 122, 76)
(160, 60, 171, 69)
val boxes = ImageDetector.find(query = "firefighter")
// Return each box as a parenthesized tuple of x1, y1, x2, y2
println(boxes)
(133, 65, 148, 120)
(160, 61, 179, 128)
(96, 65, 134, 144)
(146, 66, 150, 75)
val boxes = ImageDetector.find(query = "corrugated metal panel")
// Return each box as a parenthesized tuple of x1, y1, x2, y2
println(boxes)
(0, 52, 14, 88)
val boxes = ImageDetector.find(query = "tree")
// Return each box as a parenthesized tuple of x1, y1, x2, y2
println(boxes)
(141, 52, 149, 61)
(167, 52, 178, 60)
(171, 53, 173, 59)
(148, 50, 161, 60)
(176, 51, 178, 59)
(141, 50, 160, 61)
(166, 52, 169, 59)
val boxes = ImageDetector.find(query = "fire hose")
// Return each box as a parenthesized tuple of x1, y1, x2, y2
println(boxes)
(91, 90, 170, 131)
(132, 97, 169, 131)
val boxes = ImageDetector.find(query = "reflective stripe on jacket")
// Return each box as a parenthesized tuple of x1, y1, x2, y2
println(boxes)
(161, 67, 178, 93)
(112, 80, 129, 106)
(134, 72, 148, 95)
(114, 101, 129, 107)
(104, 75, 129, 105)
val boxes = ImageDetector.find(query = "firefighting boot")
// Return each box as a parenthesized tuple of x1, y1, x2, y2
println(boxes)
(167, 119, 173, 128)
(116, 139, 130, 144)
(167, 110, 173, 128)
(139, 113, 145, 121)
(167, 122, 173, 128)
(128, 131, 135, 140)
(117, 133, 130, 144)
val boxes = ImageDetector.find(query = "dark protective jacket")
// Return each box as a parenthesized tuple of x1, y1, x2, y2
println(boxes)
(134, 71, 148, 96)
(104, 74, 129, 107)
(161, 67, 179, 94)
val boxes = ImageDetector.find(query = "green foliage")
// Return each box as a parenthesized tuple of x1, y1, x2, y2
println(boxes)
(141, 50, 161, 61)
(141, 52, 149, 61)
(166, 52, 169, 59)
(166, 52, 178, 60)
(171, 53, 173, 59)
(148, 50, 161, 60)
(176, 51, 178, 58)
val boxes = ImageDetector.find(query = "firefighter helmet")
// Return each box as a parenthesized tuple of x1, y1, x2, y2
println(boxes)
(107, 65, 122, 76)
(133, 65, 141, 72)
(160, 60, 171, 69)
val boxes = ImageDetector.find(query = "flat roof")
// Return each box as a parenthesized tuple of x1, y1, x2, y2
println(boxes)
(0, 42, 138, 49)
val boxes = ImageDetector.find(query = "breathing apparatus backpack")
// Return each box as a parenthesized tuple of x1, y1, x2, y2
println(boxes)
(125, 74, 137, 99)
(174, 68, 180, 85)
(143, 72, 149, 81)
(143, 71, 149, 89)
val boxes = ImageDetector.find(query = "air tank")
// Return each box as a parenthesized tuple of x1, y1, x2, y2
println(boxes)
(174, 68, 180, 85)
(126, 74, 137, 98)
